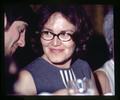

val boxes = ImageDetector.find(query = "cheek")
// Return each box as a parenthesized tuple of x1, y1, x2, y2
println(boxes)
(9, 28, 19, 41)
(64, 41, 75, 49)
(40, 38, 50, 50)
(5, 30, 18, 46)
(64, 41, 76, 53)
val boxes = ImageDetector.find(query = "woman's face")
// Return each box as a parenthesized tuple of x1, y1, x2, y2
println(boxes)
(4, 14, 28, 56)
(41, 12, 76, 67)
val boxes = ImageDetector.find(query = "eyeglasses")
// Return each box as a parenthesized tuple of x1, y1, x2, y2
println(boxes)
(41, 31, 73, 42)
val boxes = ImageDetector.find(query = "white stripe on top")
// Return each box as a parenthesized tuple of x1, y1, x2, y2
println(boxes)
(59, 69, 77, 88)
(60, 70, 68, 88)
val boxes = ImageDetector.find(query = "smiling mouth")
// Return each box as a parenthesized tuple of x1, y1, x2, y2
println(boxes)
(49, 48, 64, 53)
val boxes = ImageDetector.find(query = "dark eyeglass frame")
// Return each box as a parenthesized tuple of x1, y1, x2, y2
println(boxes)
(41, 31, 73, 42)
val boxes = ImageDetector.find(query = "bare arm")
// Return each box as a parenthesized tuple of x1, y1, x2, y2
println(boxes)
(94, 70, 111, 94)
(14, 70, 37, 95)
(90, 72, 99, 95)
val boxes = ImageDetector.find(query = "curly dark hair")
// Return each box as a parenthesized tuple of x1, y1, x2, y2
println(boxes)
(34, 4, 94, 57)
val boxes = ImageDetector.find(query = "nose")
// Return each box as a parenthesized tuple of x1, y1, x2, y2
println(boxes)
(17, 33, 25, 47)
(51, 36, 61, 46)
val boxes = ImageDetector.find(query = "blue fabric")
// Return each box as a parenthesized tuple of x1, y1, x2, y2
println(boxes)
(25, 57, 91, 94)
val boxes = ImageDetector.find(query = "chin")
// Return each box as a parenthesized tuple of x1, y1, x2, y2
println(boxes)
(51, 59, 63, 64)
(48, 57, 63, 63)
(48, 56, 70, 65)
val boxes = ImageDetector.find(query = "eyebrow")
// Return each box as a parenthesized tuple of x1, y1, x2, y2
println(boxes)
(42, 27, 53, 31)
(21, 23, 28, 28)
(17, 23, 28, 28)
(43, 27, 75, 33)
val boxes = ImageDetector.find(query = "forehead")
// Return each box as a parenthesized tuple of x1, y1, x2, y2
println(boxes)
(12, 21, 28, 26)
(7, 21, 28, 31)
(44, 12, 76, 32)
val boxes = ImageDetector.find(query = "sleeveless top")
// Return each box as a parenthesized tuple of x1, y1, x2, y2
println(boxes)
(25, 57, 92, 94)
(96, 59, 114, 95)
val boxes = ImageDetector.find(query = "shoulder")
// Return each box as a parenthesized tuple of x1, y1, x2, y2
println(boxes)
(26, 57, 43, 67)
(94, 70, 111, 94)
(95, 70, 107, 80)
(72, 59, 92, 78)
(78, 59, 91, 71)
(14, 70, 37, 95)
(103, 59, 114, 70)
(25, 57, 44, 71)
(72, 59, 91, 70)
(95, 66, 110, 82)
(18, 70, 34, 80)
(75, 59, 90, 67)
(97, 59, 114, 77)
(94, 69, 109, 86)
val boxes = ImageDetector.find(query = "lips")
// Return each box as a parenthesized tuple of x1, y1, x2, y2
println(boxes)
(49, 48, 64, 53)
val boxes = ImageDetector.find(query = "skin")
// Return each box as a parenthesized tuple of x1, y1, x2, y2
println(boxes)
(14, 12, 76, 95)
(4, 14, 28, 56)
(41, 12, 76, 69)
(4, 14, 28, 76)
(14, 12, 98, 95)
(94, 71, 111, 94)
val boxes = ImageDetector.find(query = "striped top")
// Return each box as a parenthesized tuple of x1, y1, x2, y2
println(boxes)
(25, 57, 91, 94)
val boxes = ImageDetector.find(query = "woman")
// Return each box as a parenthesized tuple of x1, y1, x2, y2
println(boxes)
(14, 4, 98, 95)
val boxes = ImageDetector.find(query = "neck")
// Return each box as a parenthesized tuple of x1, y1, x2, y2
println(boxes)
(42, 55, 72, 69)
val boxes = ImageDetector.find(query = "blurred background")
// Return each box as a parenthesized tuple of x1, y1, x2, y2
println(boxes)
(30, 5, 112, 34)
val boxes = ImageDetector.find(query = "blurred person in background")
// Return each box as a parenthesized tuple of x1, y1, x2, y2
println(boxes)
(94, 8, 114, 95)
(4, 4, 34, 95)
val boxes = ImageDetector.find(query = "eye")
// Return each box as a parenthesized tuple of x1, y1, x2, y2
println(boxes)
(17, 26, 26, 34)
(18, 28, 25, 34)
(60, 32, 71, 37)
(41, 31, 53, 40)
(43, 31, 49, 34)
(42, 31, 52, 36)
